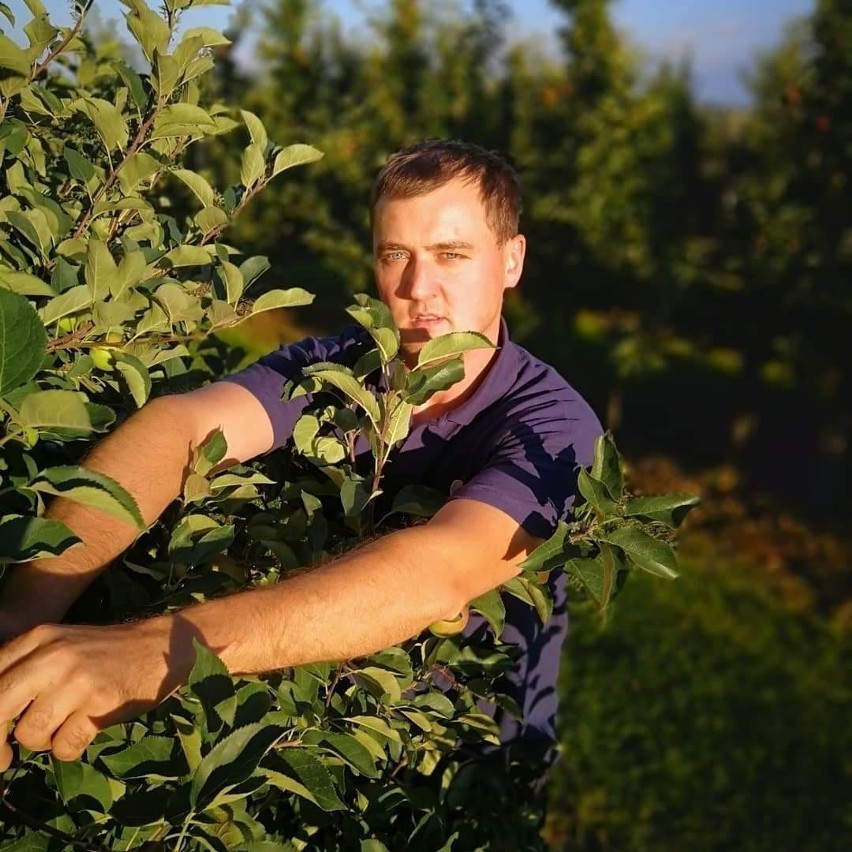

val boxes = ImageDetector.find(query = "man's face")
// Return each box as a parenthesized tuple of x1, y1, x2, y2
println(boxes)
(372, 177, 525, 364)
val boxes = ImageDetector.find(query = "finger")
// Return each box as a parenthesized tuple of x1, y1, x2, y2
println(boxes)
(0, 628, 62, 726)
(13, 689, 79, 753)
(52, 711, 99, 763)
(0, 738, 12, 772)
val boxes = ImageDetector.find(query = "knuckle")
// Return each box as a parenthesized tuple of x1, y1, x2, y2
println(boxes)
(28, 623, 59, 643)
(53, 723, 94, 762)
(14, 723, 50, 752)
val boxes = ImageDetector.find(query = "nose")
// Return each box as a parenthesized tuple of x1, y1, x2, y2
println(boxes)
(402, 256, 438, 302)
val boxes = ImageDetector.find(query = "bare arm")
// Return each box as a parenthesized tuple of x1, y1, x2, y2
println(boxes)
(0, 382, 275, 637)
(0, 498, 539, 764)
(168, 497, 536, 674)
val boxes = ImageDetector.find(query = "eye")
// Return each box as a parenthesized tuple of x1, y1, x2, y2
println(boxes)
(442, 251, 464, 260)
(383, 250, 406, 262)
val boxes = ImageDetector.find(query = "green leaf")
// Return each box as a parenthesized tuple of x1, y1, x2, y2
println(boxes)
(31, 464, 144, 529)
(0, 833, 51, 851)
(302, 730, 380, 778)
(173, 168, 215, 208)
(416, 331, 494, 368)
(6, 210, 49, 255)
(469, 588, 506, 636)
(564, 557, 612, 607)
(502, 576, 553, 624)
(276, 749, 345, 811)
(0, 32, 31, 76)
(182, 26, 231, 48)
(303, 368, 381, 426)
(18, 390, 115, 439)
(101, 736, 177, 779)
(71, 97, 129, 152)
(404, 358, 465, 406)
(163, 245, 213, 267)
(0, 288, 47, 395)
(345, 293, 400, 364)
(0, 3, 15, 26)
(382, 395, 411, 453)
(520, 521, 571, 574)
(238, 255, 270, 290)
(353, 666, 402, 704)
(246, 288, 314, 316)
(53, 758, 119, 813)
(217, 261, 243, 304)
(114, 60, 147, 113)
(85, 239, 118, 302)
(590, 432, 624, 500)
(114, 352, 152, 408)
(114, 251, 148, 299)
(271, 144, 324, 177)
(340, 477, 371, 517)
(240, 142, 265, 188)
(39, 284, 91, 325)
(596, 526, 679, 579)
(190, 720, 286, 807)
(0, 515, 79, 564)
(150, 104, 216, 140)
(124, 1, 170, 62)
(195, 428, 227, 475)
(63, 146, 95, 184)
(577, 468, 619, 517)
(0, 269, 54, 297)
(117, 152, 161, 194)
(622, 493, 700, 527)
(386, 484, 446, 519)
(195, 206, 228, 235)
(240, 109, 267, 150)
(188, 638, 230, 688)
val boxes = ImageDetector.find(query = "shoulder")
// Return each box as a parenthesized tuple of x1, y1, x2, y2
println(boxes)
(253, 323, 371, 374)
(494, 341, 603, 464)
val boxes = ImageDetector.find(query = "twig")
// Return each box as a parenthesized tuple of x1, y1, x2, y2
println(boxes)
(71, 107, 161, 241)
(45, 321, 94, 352)
(30, 0, 96, 81)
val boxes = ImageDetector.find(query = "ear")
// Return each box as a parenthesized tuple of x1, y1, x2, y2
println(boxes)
(503, 234, 526, 291)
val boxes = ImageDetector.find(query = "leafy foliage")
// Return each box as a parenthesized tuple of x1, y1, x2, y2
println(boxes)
(0, 2, 695, 848)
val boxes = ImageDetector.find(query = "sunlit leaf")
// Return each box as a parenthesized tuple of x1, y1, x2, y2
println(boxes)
(31, 464, 144, 528)
(190, 720, 286, 807)
(596, 526, 679, 579)
(416, 331, 494, 368)
(271, 143, 323, 177)
(0, 515, 79, 564)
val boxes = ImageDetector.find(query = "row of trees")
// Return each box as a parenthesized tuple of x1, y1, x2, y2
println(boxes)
(190, 0, 849, 519)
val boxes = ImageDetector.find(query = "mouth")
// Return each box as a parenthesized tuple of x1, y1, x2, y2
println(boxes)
(408, 314, 446, 328)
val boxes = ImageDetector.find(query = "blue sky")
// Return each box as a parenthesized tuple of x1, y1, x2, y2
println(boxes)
(23, 0, 814, 103)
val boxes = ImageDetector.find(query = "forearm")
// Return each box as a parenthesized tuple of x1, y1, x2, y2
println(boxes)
(0, 397, 195, 629)
(165, 523, 497, 679)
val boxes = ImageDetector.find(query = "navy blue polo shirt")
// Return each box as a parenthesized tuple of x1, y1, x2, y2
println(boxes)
(224, 319, 602, 746)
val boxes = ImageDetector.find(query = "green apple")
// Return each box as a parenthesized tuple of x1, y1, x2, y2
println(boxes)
(428, 606, 469, 638)
(90, 332, 123, 370)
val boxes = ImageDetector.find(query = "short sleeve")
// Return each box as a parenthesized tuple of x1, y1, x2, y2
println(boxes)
(221, 325, 369, 451)
(452, 398, 603, 539)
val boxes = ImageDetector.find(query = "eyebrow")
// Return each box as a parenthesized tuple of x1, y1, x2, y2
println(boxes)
(375, 240, 475, 253)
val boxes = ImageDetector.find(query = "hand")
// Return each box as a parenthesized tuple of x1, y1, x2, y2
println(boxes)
(0, 605, 53, 646)
(0, 619, 181, 770)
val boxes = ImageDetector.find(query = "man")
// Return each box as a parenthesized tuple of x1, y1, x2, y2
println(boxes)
(0, 140, 601, 776)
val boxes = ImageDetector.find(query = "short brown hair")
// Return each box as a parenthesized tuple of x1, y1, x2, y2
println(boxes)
(370, 139, 522, 243)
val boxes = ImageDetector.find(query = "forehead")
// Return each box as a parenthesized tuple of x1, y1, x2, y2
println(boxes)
(372, 178, 494, 241)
